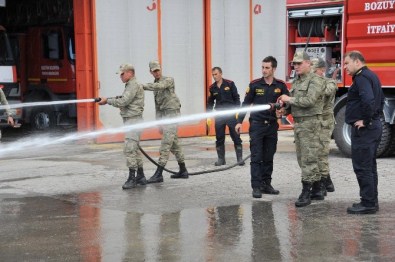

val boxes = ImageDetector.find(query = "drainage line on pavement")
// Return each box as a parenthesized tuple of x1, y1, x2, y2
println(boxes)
(138, 145, 250, 176)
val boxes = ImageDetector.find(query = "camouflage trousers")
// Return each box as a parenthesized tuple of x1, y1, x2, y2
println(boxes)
(293, 117, 322, 183)
(318, 115, 335, 178)
(123, 117, 143, 170)
(158, 111, 185, 166)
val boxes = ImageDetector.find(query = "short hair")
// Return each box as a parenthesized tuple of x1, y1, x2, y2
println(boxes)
(345, 50, 366, 64)
(212, 66, 222, 73)
(262, 56, 278, 68)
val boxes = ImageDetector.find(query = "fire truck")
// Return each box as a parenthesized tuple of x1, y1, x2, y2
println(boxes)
(2, 0, 75, 130)
(286, 0, 395, 157)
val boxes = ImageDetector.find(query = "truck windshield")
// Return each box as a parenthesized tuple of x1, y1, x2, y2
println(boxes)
(68, 31, 75, 63)
(0, 31, 15, 65)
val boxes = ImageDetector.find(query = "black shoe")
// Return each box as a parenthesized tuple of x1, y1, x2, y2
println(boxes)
(310, 180, 325, 200)
(324, 175, 335, 192)
(352, 202, 379, 211)
(347, 203, 376, 214)
(295, 182, 312, 207)
(260, 184, 280, 195)
(136, 167, 147, 185)
(252, 188, 262, 198)
(122, 169, 136, 189)
(147, 166, 164, 184)
(171, 162, 189, 179)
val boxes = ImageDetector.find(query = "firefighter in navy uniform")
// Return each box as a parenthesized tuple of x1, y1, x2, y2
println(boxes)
(207, 67, 243, 166)
(344, 51, 384, 215)
(236, 56, 289, 198)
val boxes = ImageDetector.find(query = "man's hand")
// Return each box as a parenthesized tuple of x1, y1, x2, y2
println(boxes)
(278, 94, 291, 103)
(354, 120, 365, 129)
(206, 118, 212, 127)
(98, 97, 108, 105)
(7, 116, 14, 126)
(276, 108, 285, 119)
(235, 123, 242, 134)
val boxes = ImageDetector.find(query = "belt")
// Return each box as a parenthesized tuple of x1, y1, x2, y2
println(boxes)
(293, 115, 322, 123)
(251, 119, 276, 125)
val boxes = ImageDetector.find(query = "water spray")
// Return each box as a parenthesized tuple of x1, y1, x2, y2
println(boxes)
(0, 98, 97, 110)
(0, 103, 281, 157)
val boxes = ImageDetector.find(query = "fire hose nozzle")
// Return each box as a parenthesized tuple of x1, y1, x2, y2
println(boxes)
(94, 97, 102, 102)
(270, 103, 282, 110)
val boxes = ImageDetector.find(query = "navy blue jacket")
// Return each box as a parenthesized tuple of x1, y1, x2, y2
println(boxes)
(345, 66, 384, 125)
(238, 77, 289, 123)
(207, 79, 241, 111)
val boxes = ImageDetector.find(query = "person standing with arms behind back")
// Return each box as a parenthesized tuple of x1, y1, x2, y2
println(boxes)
(207, 67, 243, 166)
(141, 60, 189, 183)
(235, 56, 289, 199)
(311, 58, 337, 193)
(344, 51, 384, 215)
(98, 64, 147, 189)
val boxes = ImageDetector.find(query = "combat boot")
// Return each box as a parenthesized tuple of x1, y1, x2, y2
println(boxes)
(324, 174, 335, 192)
(295, 182, 312, 207)
(171, 162, 189, 179)
(310, 180, 325, 200)
(260, 179, 280, 195)
(147, 166, 164, 184)
(122, 169, 137, 189)
(252, 188, 262, 198)
(215, 145, 226, 166)
(321, 177, 327, 196)
(234, 144, 245, 166)
(136, 167, 147, 185)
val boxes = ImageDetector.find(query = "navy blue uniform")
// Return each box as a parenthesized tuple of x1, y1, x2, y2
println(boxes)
(207, 79, 242, 147)
(238, 77, 289, 189)
(345, 66, 384, 208)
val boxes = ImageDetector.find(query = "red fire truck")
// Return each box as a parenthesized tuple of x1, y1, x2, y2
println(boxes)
(286, 0, 395, 157)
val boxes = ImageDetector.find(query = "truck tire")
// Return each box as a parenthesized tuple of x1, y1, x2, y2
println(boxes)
(333, 106, 352, 157)
(30, 107, 55, 130)
(379, 121, 395, 157)
(334, 106, 393, 157)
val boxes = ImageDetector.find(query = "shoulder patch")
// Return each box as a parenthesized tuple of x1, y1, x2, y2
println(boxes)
(250, 78, 262, 84)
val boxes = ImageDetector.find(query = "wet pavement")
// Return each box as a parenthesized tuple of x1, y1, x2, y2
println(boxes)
(1, 129, 395, 261)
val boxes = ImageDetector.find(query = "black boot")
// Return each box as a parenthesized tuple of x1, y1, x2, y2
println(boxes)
(324, 174, 335, 192)
(171, 162, 189, 179)
(147, 166, 164, 184)
(122, 169, 137, 189)
(260, 179, 280, 195)
(252, 188, 262, 198)
(310, 180, 325, 200)
(136, 167, 147, 185)
(295, 182, 312, 207)
(234, 144, 245, 166)
(215, 145, 226, 166)
(321, 178, 327, 196)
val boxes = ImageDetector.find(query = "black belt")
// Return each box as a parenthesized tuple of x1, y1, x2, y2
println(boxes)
(251, 119, 276, 125)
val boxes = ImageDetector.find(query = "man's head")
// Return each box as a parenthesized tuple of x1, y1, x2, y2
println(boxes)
(262, 56, 277, 79)
(292, 51, 311, 76)
(311, 57, 326, 77)
(212, 67, 223, 82)
(344, 50, 366, 76)
(149, 60, 162, 79)
(116, 63, 135, 83)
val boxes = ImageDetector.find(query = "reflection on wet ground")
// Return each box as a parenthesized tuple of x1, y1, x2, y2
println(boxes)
(1, 193, 394, 261)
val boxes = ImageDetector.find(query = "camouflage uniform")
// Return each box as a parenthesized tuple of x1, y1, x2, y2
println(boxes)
(318, 78, 337, 178)
(287, 72, 324, 183)
(107, 76, 144, 170)
(0, 89, 12, 116)
(143, 76, 185, 166)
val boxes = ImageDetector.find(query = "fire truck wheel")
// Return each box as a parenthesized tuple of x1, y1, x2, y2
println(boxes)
(30, 108, 55, 130)
(334, 106, 393, 158)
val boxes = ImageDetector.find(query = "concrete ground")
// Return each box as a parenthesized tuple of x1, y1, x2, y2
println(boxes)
(0, 129, 394, 261)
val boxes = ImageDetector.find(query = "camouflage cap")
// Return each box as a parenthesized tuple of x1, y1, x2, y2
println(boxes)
(116, 63, 134, 74)
(311, 57, 326, 69)
(292, 51, 310, 63)
(149, 60, 161, 71)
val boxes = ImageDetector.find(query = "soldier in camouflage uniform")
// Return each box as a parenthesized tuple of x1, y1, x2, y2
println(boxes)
(311, 58, 338, 193)
(142, 60, 189, 183)
(0, 88, 15, 140)
(278, 51, 325, 207)
(98, 64, 147, 189)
